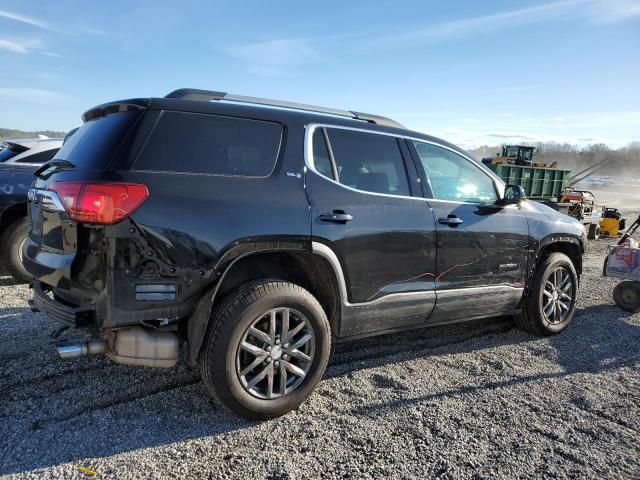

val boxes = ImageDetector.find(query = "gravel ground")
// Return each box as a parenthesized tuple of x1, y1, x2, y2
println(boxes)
(1, 210, 639, 479)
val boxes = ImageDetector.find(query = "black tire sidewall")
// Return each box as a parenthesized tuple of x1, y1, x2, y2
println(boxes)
(528, 253, 578, 334)
(0, 217, 30, 283)
(613, 281, 640, 313)
(206, 283, 331, 419)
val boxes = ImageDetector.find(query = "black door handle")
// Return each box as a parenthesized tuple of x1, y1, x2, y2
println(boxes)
(320, 211, 353, 223)
(438, 216, 464, 226)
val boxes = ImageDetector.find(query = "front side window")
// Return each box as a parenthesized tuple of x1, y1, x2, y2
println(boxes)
(315, 128, 410, 196)
(412, 141, 497, 204)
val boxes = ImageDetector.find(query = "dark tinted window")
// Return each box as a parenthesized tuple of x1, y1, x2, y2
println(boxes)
(54, 110, 142, 170)
(134, 111, 282, 176)
(0, 143, 28, 162)
(312, 129, 334, 179)
(17, 148, 59, 164)
(325, 128, 410, 196)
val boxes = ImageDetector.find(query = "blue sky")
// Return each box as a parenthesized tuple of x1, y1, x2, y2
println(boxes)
(0, 0, 638, 148)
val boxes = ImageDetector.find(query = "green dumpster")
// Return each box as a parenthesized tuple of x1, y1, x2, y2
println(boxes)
(487, 164, 571, 200)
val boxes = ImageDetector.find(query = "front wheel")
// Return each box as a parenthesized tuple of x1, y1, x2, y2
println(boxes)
(515, 252, 579, 336)
(200, 280, 331, 420)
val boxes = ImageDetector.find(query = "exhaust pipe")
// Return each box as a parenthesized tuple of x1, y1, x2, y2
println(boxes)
(55, 327, 178, 368)
(56, 340, 107, 358)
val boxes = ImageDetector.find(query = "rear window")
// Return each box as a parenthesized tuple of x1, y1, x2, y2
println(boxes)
(17, 148, 59, 164)
(54, 110, 142, 170)
(133, 111, 282, 176)
(0, 143, 28, 162)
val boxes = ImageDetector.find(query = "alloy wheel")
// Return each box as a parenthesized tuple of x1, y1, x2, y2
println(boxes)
(236, 307, 315, 399)
(542, 267, 574, 324)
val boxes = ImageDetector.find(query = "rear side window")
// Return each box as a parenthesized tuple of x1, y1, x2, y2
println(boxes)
(54, 110, 142, 170)
(323, 128, 410, 196)
(134, 111, 283, 176)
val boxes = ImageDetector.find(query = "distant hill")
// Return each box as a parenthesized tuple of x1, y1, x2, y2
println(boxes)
(0, 128, 67, 142)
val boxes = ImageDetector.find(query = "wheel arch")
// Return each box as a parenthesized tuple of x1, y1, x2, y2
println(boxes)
(531, 235, 584, 282)
(187, 246, 342, 365)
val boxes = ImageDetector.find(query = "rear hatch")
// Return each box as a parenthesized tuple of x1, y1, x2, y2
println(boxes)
(24, 103, 147, 290)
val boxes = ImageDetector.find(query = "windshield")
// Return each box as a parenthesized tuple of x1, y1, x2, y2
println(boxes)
(505, 146, 519, 157)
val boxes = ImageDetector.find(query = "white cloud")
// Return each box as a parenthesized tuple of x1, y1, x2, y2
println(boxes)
(0, 36, 60, 57)
(0, 38, 29, 53)
(586, 0, 640, 22)
(226, 38, 320, 69)
(0, 9, 55, 31)
(500, 113, 515, 117)
(0, 88, 65, 101)
(361, 0, 639, 49)
(368, 0, 589, 46)
(393, 111, 640, 149)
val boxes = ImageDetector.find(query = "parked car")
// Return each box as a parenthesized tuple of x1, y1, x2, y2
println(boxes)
(23, 89, 586, 420)
(0, 136, 64, 281)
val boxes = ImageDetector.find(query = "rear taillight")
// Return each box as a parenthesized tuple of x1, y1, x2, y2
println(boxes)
(49, 182, 149, 224)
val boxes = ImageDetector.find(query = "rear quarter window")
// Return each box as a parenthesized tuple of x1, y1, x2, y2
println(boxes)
(133, 111, 283, 177)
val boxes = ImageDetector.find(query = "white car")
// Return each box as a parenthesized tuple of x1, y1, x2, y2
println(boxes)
(0, 135, 64, 166)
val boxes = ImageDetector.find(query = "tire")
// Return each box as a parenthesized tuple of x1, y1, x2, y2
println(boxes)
(200, 280, 331, 420)
(587, 223, 600, 240)
(514, 252, 578, 336)
(613, 281, 640, 313)
(0, 217, 31, 283)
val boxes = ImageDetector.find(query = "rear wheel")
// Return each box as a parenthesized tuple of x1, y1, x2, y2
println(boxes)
(515, 252, 578, 336)
(587, 223, 600, 240)
(0, 217, 31, 283)
(613, 281, 640, 313)
(200, 280, 331, 420)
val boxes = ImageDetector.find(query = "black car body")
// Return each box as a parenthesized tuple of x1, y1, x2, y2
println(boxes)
(23, 89, 586, 419)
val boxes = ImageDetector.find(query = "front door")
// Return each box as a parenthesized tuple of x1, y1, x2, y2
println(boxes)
(305, 125, 437, 336)
(408, 140, 530, 323)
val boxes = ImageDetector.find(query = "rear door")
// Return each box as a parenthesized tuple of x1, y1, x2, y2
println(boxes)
(305, 125, 437, 336)
(408, 140, 530, 322)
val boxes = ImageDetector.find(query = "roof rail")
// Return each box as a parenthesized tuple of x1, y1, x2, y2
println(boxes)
(164, 88, 404, 129)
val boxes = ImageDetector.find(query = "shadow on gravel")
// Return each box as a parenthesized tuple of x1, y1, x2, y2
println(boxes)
(1, 303, 637, 476)
(351, 305, 640, 415)
(0, 275, 23, 287)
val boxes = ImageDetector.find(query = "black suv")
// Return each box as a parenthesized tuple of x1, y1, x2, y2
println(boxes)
(24, 89, 586, 420)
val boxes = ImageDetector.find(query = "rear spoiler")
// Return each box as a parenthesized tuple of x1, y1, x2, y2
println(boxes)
(82, 98, 151, 122)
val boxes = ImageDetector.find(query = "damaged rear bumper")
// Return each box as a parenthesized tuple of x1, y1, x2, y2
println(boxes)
(29, 280, 95, 327)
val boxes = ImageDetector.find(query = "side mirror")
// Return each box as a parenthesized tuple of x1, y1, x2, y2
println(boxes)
(502, 184, 526, 205)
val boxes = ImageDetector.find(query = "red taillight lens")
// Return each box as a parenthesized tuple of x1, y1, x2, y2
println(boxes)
(49, 182, 149, 224)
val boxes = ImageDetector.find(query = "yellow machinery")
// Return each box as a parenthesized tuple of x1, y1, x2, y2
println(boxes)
(482, 145, 557, 168)
(600, 208, 626, 237)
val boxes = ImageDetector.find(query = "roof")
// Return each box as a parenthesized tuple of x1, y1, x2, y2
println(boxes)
(82, 89, 480, 164)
